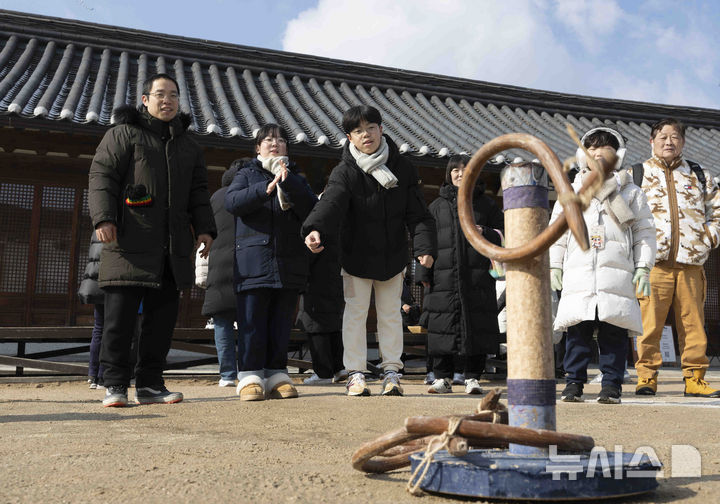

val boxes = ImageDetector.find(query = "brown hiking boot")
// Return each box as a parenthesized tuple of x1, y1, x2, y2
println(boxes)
(684, 370, 720, 398)
(635, 375, 657, 395)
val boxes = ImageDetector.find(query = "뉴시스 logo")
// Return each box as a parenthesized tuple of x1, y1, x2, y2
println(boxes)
(546, 444, 702, 480)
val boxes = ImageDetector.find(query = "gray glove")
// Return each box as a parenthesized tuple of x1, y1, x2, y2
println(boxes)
(550, 268, 563, 292)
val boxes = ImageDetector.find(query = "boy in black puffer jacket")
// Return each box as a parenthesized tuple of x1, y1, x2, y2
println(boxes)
(302, 105, 437, 397)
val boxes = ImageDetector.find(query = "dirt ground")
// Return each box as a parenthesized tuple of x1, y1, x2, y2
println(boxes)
(1, 371, 719, 504)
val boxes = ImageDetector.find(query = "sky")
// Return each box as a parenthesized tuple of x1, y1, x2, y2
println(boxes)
(1, 0, 719, 109)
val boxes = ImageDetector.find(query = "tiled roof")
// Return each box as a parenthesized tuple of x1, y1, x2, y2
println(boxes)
(1, 9, 719, 174)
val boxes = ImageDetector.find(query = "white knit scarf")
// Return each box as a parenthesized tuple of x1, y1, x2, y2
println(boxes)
(257, 155, 292, 210)
(349, 137, 398, 189)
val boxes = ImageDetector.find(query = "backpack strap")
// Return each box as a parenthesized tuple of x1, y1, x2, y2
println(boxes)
(686, 160, 706, 193)
(631, 162, 644, 188)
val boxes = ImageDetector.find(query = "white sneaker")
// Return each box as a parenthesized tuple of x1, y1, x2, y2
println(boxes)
(303, 373, 332, 385)
(427, 378, 452, 394)
(332, 369, 349, 383)
(346, 372, 370, 396)
(452, 372, 466, 385)
(590, 372, 603, 384)
(218, 379, 235, 387)
(465, 378, 483, 395)
(424, 371, 436, 385)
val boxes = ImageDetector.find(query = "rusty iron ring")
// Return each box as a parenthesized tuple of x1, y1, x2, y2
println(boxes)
(458, 133, 597, 263)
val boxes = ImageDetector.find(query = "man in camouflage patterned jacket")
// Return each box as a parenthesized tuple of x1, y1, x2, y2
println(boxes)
(633, 118, 720, 398)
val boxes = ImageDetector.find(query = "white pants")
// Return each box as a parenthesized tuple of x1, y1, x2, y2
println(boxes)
(342, 270, 404, 374)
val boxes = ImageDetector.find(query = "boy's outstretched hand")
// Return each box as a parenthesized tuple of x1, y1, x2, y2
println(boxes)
(305, 230, 324, 253)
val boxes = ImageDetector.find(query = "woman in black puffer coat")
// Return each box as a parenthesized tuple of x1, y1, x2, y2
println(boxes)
(296, 230, 346, 384)
(417, 155, 504, 395)
(78, 231, 105, 388)
(199, 159, 249, 387)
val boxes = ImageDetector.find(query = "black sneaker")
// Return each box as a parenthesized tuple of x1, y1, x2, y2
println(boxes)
(103, 385, 128, 407)
(560, 382, 584, 402)
(135, 386, 183, 405)
(597, 386, 621, 404)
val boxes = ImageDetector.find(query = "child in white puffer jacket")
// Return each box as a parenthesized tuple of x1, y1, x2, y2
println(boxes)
(549, 127, 656, 404)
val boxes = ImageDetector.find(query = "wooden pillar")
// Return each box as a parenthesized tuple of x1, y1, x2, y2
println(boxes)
(66, 188, 83, 325)
(24, 184, 43, 325)
(501, 163, 556, 456)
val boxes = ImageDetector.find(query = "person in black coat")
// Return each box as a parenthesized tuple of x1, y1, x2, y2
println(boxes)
(417, 154, 504, 395)
(200, 159, 250, 387)
(296, 225, 346, 385)
(225, 124, 317, 401)
(302, 105, 437, 397)
(78, 231, 105, 389)
(88, 73, 216, 407)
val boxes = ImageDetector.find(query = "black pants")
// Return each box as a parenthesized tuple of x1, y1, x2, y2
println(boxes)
(100, 262, 179, 388)
(307, 331, 344, 378)
(564, 319, 626, 389)
(433, 354, 485, 380)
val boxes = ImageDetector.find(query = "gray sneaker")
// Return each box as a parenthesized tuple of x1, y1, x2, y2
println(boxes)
(332, 369, 349, 383)
(452, 372, 466, 385)
(103, 385, 128, 408)
(135, 386, 183, 405)
(381, 371, 404, 396)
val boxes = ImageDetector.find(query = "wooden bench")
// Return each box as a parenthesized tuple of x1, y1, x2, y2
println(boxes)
(0, 327, 429, 377)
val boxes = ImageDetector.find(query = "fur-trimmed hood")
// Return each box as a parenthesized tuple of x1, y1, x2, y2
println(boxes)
(112, 104, 192, 132)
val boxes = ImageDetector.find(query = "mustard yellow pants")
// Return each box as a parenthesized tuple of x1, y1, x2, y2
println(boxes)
(636, 262, 709, 379)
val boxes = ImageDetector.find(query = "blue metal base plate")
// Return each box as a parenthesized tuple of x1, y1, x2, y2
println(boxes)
(409, 449, 660, 501)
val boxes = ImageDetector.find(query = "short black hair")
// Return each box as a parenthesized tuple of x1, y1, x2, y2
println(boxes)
(142, 73, 179, 96)
(445, 154, 471, 184)
(342, 105, 382, 134)
(255, 123, 289, 147)
(583, 130, 620, 150)
(650, 118, 686, 140)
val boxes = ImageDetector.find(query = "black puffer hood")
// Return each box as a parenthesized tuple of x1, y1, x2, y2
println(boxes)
(112, 104, 193, 132)
(439, 181, 486, 199)
(221, 165, 241, 187)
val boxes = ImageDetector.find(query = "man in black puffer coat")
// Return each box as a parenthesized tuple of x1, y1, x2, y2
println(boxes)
(417, 154, 504, 395)
(302, 105, 437, 397)
(88, 73, 216, 407)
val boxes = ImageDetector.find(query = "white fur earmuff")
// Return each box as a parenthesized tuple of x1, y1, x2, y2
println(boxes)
(575, 127, 626, 171)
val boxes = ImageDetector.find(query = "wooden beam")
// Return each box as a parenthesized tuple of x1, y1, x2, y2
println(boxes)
(25, 185, 42, 325)
(67, 188, 83, 326)
(0, 355, 89, 374)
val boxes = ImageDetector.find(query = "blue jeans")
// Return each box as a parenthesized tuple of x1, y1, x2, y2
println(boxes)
(88, 305, 105, 380)
(564, 319, 627, 389)
(213, 313, 237, 381)
(236, 288, 298, 380)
